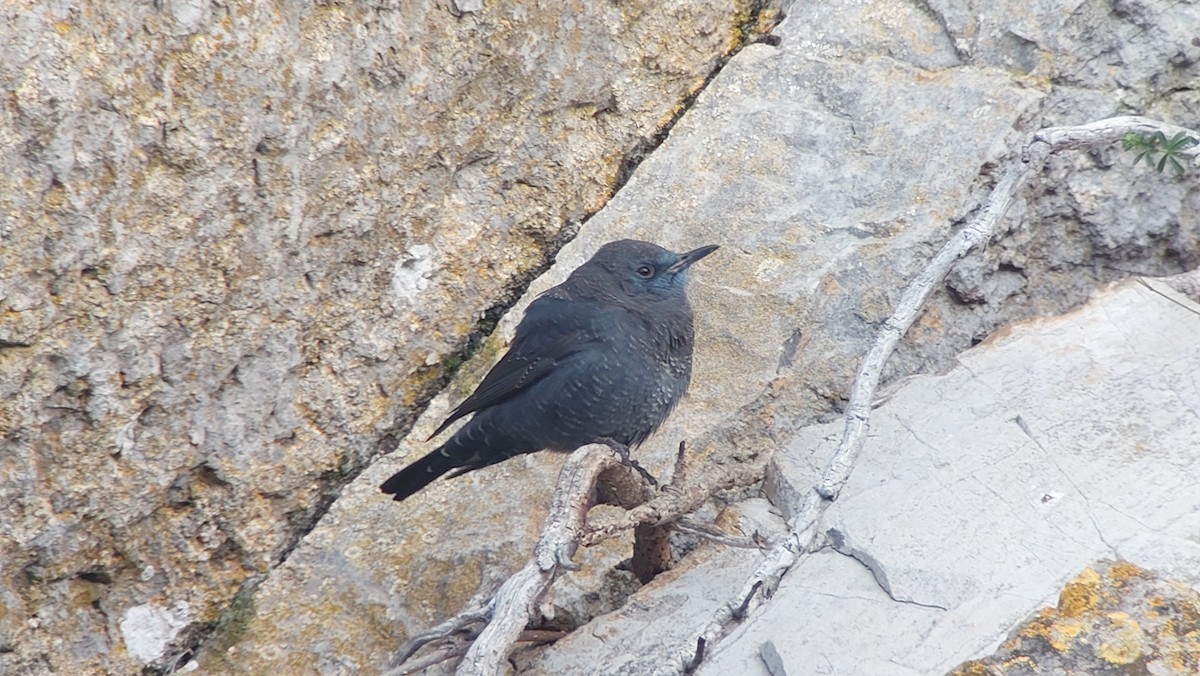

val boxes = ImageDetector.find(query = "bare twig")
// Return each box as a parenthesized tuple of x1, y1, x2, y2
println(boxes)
(390, 641, 471, 676)
(385, 445, 623, 676)
(388, 600, 492, 669)
(672, 440, 690, 484)
(1029, 116, 1200, 164)
(388, 629, 565, 676)
(387, 445, 765, 673)
(455, 444, 622, 676)
(672, 115, 1200, 673)
(675, 518, 765, 549)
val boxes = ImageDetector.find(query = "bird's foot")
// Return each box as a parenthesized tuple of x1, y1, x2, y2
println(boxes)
(598, 437, 631, 462)
(597, 437, 660, 487)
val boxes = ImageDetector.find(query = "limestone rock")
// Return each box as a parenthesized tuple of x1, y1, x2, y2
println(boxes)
(705, 278, 1200, 674)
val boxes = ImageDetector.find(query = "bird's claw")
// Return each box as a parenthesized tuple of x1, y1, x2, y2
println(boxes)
(629, 460, 660, 487)
(597, 438, 660, 487)
(598, 437, 632, 463)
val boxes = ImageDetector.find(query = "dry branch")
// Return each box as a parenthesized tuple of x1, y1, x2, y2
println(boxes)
(387, 601, 492, 670)
(388, 443, 766, 674)
(384, 444, 623, 676)
(456, 444, 621, 675)
(672, 115, 1200, 673)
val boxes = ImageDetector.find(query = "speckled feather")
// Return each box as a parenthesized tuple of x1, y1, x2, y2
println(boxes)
(380, 239, 717, 502)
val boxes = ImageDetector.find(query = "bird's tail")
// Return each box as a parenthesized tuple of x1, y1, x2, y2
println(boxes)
(379, 446, 461, 502)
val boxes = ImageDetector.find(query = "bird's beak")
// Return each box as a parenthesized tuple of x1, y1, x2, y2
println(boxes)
(668, 244, 719, 274)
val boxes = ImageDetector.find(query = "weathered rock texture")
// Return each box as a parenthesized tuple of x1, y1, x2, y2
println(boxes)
(0, 1, 773, 673)
(4, 0, 1197, 672)
(207, 0, 1196, 671)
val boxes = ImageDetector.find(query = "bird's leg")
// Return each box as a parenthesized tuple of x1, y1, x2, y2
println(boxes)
(597, 438, 659, 487)
(630, 462, 659, 488)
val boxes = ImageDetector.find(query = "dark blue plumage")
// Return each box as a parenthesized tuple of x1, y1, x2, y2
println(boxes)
(380, 239, 718, 502)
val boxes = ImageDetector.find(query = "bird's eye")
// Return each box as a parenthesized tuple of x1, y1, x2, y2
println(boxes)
(636, 265, 654, 278)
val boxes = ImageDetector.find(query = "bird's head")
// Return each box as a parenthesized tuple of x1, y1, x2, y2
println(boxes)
(568, 239, 719, 304)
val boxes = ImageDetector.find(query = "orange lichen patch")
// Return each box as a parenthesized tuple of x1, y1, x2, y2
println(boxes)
(1148, 596, 1167, 618)
(1170, 585, 1200, 630)
(952, 561, 1200, 674)
(999, 655, 1038, 671)
(1016, 608, 1058, 644)
(1057, 567, 1101, 618)
(1016, 603, 1087, 652)
(1108, 560, 1150, 586)
(1159, 592, 1200, 673)
(1161, 617, 1200, 673)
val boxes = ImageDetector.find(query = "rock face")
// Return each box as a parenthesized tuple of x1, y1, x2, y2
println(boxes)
(0, 2, 770, 673)
(3, 0, 1197, 674)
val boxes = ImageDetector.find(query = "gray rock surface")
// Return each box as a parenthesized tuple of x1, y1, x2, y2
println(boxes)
(0, 2, 770, 673)
(702, 278, 1200, 675)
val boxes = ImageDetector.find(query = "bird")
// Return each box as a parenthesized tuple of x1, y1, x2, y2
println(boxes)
(380, 239, 718, 502)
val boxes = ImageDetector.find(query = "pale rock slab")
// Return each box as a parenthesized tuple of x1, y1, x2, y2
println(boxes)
(714, 278, 1200, 674)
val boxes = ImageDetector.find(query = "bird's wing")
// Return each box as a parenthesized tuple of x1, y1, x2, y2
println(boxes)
(426, 296, 608, 440)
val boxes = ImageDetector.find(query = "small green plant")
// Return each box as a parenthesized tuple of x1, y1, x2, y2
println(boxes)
(1122, 131, 1198, 175)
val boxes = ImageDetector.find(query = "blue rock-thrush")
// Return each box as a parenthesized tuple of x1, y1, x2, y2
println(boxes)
(380, 239, 718, 502)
